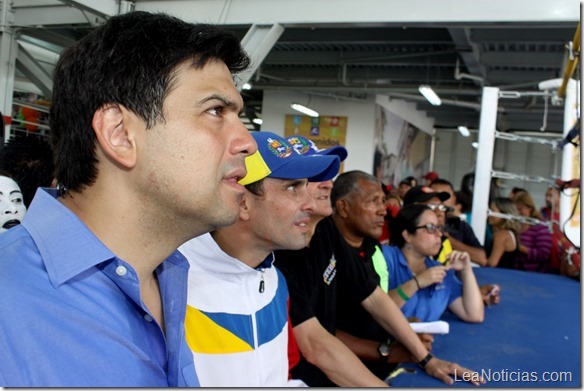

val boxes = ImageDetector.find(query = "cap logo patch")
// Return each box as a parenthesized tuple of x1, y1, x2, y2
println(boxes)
(308, 139, 324, 153)
(267, 137, 292, 158)
(288, 137, 311, 155)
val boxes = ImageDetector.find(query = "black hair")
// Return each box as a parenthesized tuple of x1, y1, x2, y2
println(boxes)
(244, 179, 265, 197)
(509, 187, 528, 199)
(460, 173, 474, 196)
(454, 190, 471, 213)
(389, 204, 431, 248)
(430, 178, 454, 192)
(0, 136, 55, 207)
(381, 182, 391, 196)
(404, 176, 418, 187)
(331, 170, 379, 209)
(50, 11, 250, 193)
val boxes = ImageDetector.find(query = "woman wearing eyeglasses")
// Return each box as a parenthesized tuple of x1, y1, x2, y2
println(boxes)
(381, 204, 484, 323)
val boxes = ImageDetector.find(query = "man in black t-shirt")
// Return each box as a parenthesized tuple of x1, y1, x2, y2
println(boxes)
(276, 136, 387, 386)
(276, 170, 484, 387)
(276, 215, 385, 386)
(332, 171, 433, 379)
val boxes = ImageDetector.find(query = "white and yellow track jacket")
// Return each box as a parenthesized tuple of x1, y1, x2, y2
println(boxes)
(179, 233, 305, 387)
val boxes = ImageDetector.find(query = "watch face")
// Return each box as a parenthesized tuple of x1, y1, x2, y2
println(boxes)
(379, 342, 390, 357)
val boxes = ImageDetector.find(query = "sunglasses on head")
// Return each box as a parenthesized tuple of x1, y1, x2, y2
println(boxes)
(415, 223, 445, 235)
(426, 203, 454, 213)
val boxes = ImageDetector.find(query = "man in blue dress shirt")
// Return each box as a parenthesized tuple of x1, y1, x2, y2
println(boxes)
(0, 11, 256, 387)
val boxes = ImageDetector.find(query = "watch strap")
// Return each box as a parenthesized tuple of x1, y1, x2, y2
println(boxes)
(418, 352, 434, 369)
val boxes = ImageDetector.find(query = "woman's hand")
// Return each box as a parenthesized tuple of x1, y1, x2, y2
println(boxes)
(417, 266, 448, 288)
(480, 284, 501, 306)
(445, 250, 471, 271)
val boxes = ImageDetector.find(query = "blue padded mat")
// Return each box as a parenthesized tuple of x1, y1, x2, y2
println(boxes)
(390, 267, 581, 387)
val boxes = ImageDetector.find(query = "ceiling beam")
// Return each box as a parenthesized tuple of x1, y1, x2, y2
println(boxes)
(448, 27, 484, 79)
(481, 51, 564, 67)
(487, 69, 561, 84)
(13, 0, 133, 26)
(15, 42, 53, 98)
(238, 23, 285, 88)
(56, 0, 127, 20)
(274, 27, 454, 43)
(135, 0, 579, 26)
(264, 50, 457, 66)
(471, 27, 576, 43)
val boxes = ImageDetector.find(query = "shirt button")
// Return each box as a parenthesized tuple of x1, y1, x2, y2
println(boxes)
(144, 314, 153, 322)
(115, 266, 127, 276)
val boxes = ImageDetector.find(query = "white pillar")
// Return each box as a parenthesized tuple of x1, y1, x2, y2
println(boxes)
(470, 87, 499, 245)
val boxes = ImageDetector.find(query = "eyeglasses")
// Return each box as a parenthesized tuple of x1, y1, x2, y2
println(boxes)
(426, 203, 454, 213)
(415, 223, 445, 235)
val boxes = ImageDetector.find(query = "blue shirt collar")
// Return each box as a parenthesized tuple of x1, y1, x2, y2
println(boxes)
(22, 188, 117, 288)
(396, 247, 440, 270)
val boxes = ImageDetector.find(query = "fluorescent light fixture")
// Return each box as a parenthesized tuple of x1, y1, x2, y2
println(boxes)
(457, 126, 470, 137)
(252, 118, 263, 125)
(418, 85, 442, 106)
(471, 142, 479, 149)
(242, 82, 252, 90)
(291, 103, 319, 117)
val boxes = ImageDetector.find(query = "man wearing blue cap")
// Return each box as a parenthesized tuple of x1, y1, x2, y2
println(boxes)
(178, 131, 340, 387)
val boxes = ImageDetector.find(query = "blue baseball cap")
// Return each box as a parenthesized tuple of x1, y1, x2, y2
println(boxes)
(239, 131, 341, 186)
(286, 135, 348, 162)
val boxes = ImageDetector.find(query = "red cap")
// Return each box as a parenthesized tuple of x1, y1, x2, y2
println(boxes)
(422, 171, 439, 181)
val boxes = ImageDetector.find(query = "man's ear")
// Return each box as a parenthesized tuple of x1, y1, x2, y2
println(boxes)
(92, 104, 137, 169)
(238, 193, 252, 221)
(335, 198, 350, 218)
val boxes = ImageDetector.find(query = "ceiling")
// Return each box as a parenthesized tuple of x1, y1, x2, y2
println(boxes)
(4, 0, 580, 135)
(232, 23, 578, 133)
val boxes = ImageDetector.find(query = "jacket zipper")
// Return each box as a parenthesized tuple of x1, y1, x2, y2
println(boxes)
(258, 268, 265, 293)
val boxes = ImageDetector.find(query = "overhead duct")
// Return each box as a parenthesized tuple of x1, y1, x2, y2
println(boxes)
(454, 58, 485, 85)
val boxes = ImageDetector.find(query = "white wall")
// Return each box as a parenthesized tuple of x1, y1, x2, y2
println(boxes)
(261, 90, 377, 174)
(433, 128, 560, 208)
(433, 129, 478, 189)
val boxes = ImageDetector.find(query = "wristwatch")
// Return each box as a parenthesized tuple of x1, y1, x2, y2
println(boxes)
(377, 340, 392, 359)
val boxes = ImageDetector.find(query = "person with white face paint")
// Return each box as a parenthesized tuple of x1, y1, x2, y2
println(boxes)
(0, 175, 27, 233)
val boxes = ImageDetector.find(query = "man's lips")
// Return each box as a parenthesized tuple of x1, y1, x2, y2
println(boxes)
(295, 217, 311, 231)
(226, 168, 247, 185)
(3, 219, 21, 229)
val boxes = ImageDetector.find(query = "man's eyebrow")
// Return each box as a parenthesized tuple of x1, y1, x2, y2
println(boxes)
(200, 94, 240, 110)
(284, 179, 307, 187)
